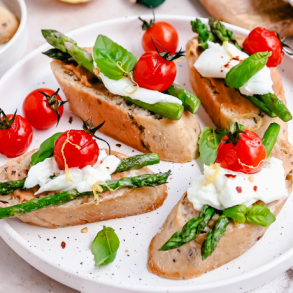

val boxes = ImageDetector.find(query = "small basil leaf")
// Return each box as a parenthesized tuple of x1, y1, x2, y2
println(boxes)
(225, 51, 272, 89)
(198, 127, 227, 166)
(223, 205, 247, 223)
(246, 205, 276, 227)
(191, 18, 214, 50)
(30, 133, 63, 167)
(91, 226, 120, 266)
(93, 35, 137, 80)
(214, 128, 228, 145)
(42, 48, 77, 65)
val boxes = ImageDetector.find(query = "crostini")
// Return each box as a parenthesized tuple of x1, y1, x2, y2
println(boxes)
(42, 30, 201, 163)
(186, 18, 292, 141)
(0, 123, 169, 228)
(148, 123, 293, 279)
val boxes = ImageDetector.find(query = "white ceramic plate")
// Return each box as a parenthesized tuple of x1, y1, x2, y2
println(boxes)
(0, 15, 293, 293)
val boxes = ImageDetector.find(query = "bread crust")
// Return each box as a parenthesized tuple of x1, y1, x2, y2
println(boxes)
(186, 37, 288, 141)
(51, 59, 201, 163)
(148, 140, 293, 279)
(0, 150, 168, 229)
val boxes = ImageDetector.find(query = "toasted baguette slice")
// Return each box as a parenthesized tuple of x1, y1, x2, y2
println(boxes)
(186, 37, 288, 141)
(148, 140, 293, 279)
(0, 150, 168, 229)
(50, 53, 201, 163)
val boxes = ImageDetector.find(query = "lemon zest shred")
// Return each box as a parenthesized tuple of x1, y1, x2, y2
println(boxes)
(202, 164, 220, 186)
(223, 41, 233, 58)
(238, 158, 266, 169)
(226, 113, 263, 132)
(116, 61, 139, 94)
(61, 130, 81, 182)
(86, 180, 119, 205)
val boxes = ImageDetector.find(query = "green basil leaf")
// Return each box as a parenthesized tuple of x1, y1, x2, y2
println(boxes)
(30, 133, 63, 167)
(246, 205, 276, 227)
(198, 127, 227, 165)
(225, 51, 272, 89)
(214, 128, 228, 145)
(93, 35, 137, 80)
(191, 18, 214, 50)
(91, 226, 120, 266)
(223, 205, 247, 223)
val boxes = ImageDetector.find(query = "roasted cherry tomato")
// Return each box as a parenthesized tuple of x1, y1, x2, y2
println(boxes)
(23, 88, 67, 130)
(243, 27, 284, 67)
(139, 13, 178, 55)
(54, 130, 99, 170)
(133, 40, 184, 92)
(0, 109, 33, 158)
(215, 126, 267, 174)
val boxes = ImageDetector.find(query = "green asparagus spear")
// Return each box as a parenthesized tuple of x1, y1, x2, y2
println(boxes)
(259, 93, 292, 122)
(115, 153, 160, 173)
(0, 171, 171, 219)
(208, 17, 242, 51)
(0, 154, 162, 196)
(42, 48, 77, 65)
(124, 97, 184, 120)
(262, 123, 281, 158)
(239, 92, 277, 118)
(191, 18, 214, 50)
(165, 83, 201, 114)
(242, 92, 292, 122)
(0, 179, 26, 196)
(42, 30, 95, 74)
(201, 215, 229, 260)
(159, 205, 215, 251)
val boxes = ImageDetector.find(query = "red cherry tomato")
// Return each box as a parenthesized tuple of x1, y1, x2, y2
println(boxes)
(54, 130, 99, 170)
(243, 27, 284, 67)
(142, 22, 178, 55)
(215, 129, 267, 174)
(133, 51, 176, 92)
(0, 111, 33, 158)
(23, 88, 65, 130)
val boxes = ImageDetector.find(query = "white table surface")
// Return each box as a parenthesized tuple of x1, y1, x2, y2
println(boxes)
(1, 0, 293, 292)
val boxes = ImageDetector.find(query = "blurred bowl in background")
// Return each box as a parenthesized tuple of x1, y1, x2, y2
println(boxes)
(0, 0, 27, 77)
(59, 0, 92, 3)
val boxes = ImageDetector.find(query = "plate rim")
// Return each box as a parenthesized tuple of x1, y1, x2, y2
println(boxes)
(0, 14, 293, 292)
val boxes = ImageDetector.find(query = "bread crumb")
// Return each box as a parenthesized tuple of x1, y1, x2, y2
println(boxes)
(81, 227, 88, 233)
(125, 250, 129, 253)
(248, 176, 254, 183)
